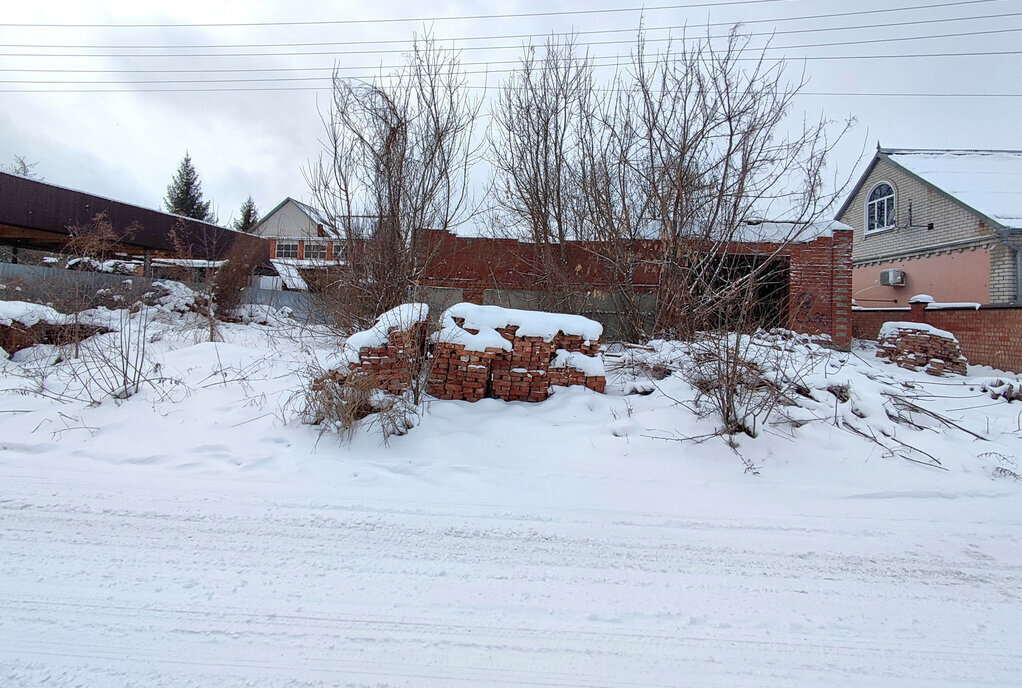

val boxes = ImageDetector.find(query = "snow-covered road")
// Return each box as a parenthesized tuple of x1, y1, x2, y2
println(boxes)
(3, 304, 1022, 686)
(2, 463, 1019, 687)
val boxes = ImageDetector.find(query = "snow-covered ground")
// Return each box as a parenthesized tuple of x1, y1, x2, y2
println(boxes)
(1, 294, 1020, 687)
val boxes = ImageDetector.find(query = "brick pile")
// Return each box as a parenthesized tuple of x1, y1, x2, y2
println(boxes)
(428, 343, 495, 402)
(876, 323, 968, 376)
(347, 322, 427, 395)
(427, 315, 605, 403)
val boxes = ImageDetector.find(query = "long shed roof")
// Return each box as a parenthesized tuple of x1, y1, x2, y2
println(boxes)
(0, 171, 268, 259)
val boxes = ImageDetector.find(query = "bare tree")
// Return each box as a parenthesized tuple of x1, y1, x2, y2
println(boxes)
(488, 36, 595, 309)
(306, 33, 482, 329)
(625, 28, 853, 336)
(168, 221, 262, 341)
(1, 154, 41, 179)
(616, 28, 856, 436)
(487, 26, 855, 436)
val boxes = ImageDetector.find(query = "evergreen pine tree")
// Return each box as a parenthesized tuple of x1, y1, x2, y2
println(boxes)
(233, 196, 260, 232)
(164, 152, 214, 222)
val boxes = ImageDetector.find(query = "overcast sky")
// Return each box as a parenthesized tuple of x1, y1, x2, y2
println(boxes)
(1, 0, 1020, 228)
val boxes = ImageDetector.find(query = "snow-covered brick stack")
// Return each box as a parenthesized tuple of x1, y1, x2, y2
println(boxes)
(428, 303, 605, 402)
(343, 304, 429, 395)
(876, 321, 968, 376)
(0, 301, 107, 355)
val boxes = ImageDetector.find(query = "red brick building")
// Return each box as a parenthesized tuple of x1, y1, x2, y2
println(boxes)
(416, 225, 853, 350)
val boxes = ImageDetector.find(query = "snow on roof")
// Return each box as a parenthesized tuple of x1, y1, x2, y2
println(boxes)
(269, 259, 309, 291)
(151, 258, 226, 269)
(343, 303, 429, 363)
(270, 258, 343, 268)
(883, 149, 1022, 230)
(734, 219, 851, 243)
(290, 199, 334, 230)
(434, 303, 603, 353)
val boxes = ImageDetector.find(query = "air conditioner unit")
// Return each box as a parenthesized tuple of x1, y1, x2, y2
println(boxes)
(879, 269, 906, 287)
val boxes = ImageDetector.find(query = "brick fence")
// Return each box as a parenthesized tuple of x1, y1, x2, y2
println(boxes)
(418, 229, 853, 350)
(853, 302, 1022, 372)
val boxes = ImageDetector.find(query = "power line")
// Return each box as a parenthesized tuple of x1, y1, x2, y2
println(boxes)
(2, 47, 1021, 92)
(1, 22, 1019, 76)
(0, 0, 1003, 31)
(4, 20, 1019, 61)
(1, 83, 1019, 97)
(3, 39, 1022, 86)
(0, 0, 808, 28)
(1, 6, 1015, 51)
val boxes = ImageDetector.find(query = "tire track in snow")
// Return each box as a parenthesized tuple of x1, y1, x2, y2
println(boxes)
(1, 480, 1021, 686)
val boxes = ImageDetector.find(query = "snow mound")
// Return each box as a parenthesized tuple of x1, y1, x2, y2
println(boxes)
(879, 321, 957, 342)
(551, 349, 605, 377)
(434, 303, 603, 353)
(0, 301, 69, 327)
(343, 303, 429, 363)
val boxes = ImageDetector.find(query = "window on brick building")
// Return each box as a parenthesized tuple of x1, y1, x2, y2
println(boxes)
(304, 242, 327, 261)
(275, 241, 298, 259)
(866, 182, 896, 233)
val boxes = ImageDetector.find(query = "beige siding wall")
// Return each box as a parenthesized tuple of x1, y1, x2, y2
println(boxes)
(839, 158, 995, 263)
(253, 201, 319, 239)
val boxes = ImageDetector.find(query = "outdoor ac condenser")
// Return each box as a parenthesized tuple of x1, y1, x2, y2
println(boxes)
(879, 269, 906, 287)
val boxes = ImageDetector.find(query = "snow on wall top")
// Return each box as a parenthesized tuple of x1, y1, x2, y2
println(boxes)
(879, 320, 957, 342)
(884, 149, 1022, 229)
(434, 303, 603, 353)
(733, 219, 851, 243)
(343, 303, 429, 363)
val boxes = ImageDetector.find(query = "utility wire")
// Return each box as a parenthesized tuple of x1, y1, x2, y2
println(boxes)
(0, 0, 1005, 34)
(2, 84, 1018, 96)
(0, 7, 1016, 50)
(3, 48, 1021, 92)
(1, 22, 1019, 75)
(4, 22, 1019, 61)
(3, 38, 1022, 86)
(0, 1, 814, 28)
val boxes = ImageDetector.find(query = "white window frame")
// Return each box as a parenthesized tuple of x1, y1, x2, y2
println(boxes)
(304, 242, 328, 261)
(865, 182, 896, 235)
(275, 241, 298, 259)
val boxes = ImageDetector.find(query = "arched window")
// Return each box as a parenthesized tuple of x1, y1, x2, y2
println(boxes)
(866, 182, 896, 233)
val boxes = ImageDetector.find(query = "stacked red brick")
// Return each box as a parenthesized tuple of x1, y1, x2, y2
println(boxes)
(876, 321, 968, 376)
(347, 322, 428, 394)
(343, 303, 429, 394)
(427, 304, 605, 403)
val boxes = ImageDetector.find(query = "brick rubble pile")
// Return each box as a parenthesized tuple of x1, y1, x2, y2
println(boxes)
(876, 323, 968, 376)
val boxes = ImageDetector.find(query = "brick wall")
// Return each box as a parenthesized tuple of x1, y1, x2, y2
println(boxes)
(418, 229, 853, 350)
(853, 302, 1022, 372)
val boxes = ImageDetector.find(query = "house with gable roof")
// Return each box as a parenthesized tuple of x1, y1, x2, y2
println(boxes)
(837, 147, 1022, 306)
(248, 197, 345, 290)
